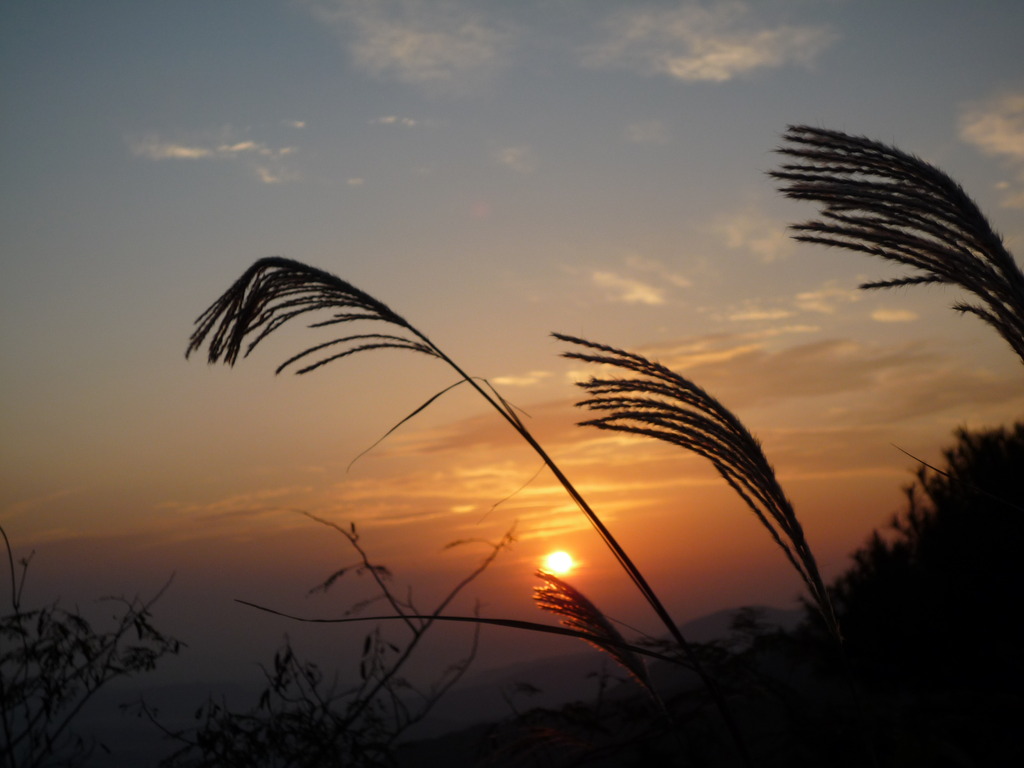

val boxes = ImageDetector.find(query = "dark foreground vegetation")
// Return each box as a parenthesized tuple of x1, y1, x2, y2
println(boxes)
(3, 126, 1022, 766)
(437, 424, 1022, 767)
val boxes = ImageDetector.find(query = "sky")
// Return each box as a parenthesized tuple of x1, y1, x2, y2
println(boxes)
(3, 0, 1024, 716)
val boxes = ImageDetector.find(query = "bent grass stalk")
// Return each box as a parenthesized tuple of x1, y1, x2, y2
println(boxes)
(186, 260, 687, 651)
(186, 257, 752, 763)
(234, 600, 688, 669)
(185, 259, 679, 649)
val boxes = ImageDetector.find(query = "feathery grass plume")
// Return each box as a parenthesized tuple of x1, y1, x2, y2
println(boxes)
(555, 333, 840, 641)
(186, 256, 438, 372)
(534, 570, 651, 691)
(189, 257, 753, 765)
(187, 258, 687, 654)
(771, 125, 1024, 364)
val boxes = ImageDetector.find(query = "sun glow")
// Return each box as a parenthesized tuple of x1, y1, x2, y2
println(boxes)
(543, 551, 574, 575)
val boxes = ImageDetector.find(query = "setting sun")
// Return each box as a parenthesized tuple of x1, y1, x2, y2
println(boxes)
(543, 551, 575, 575)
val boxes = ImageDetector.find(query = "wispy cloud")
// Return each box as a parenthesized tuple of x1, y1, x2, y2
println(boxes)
(959, 92, 1024, 208)
(871, 308, 918, 323)
(161, 330, 1013, 543)
(960, 93, 1024, 159)
(713, 207, 793, 263)
(625, 119, 670, 144)
(720, 281, 871, 330)
(625, 252, 692, 287)
(131, 137, 295, 160)
(492, 370, 553, 387)
(308, 0, 510, 90)
(654, 334, 1022, 432)
(130, 138, 214, 160)
(582, 2, 836, 82)
(495, 145, 537, 173)
(161, 485, 316, 524)
(358, 332, 1024, 508)
(725, 286, 902, 327)
(794, 284, 860, 314)
(591, 271, 665, 305)
(129, 133, 298, 183)
(728, 307, 796, 322)
(371, 115, 417, 126)
(2, 486, 87, 523)
(255, 167, 284, 184)
(582, 252, 691, 305)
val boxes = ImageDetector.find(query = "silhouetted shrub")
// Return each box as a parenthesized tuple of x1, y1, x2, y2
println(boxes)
(1, 525, 181, 768)
(809, 424, 1024, 764)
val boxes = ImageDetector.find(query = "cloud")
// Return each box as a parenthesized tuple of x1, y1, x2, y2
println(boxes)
(491, 370, 553, 387)
(713, 208, 793, 263)
(285, 120, 307, 129)
(255, 167, 280, 184)
(871, 308, 918, 323)
(651, 339, 765, 370)
(750, 324, 821, 339)
(960, 94, 1024, 159)
(129, 133, 298, 183)
(130, 137, 213, 160)
(729, 307, 796, 322)
(722, 284, 863, 326)
(347, 177, 365, 186)
(2, 486, 87, 523)
(371, 115, 417, 126)
(309, 0, 510, 89)
(132, 136, 294, 161)
(218, 141, 260, 154)
(583, 2, 836, 82)
(591, 271, 665, 305)
(283, 327, 1021, 541)
(959, 92, 1024, 208)
(794, 284, 860, 314)
(163, 485, 316, 524)
(579, 252, 691, 305)
(626, 119, 670, 144)
(359, 331, 1023, 505)
(495, 145, 537, 173)
(628, 333, 1023, 432)
(624, 252, 692, 287)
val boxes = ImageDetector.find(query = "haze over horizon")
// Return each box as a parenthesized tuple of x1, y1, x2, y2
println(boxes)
(3, 0, 1023, 705)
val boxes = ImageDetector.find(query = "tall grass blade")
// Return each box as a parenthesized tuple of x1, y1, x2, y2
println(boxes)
(186, 257, 689, 653)
(189, 257, 753, 764)
(233, 599, 684, 666)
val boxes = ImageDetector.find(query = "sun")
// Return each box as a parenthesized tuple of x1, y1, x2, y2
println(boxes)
(543, 551, 575, 575)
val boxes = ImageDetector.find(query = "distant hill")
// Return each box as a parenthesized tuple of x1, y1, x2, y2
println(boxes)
(397, 605, 802, 745)
(75, 604, 801, 765)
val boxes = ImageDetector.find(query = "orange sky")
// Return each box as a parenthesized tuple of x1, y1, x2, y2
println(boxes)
(3, 0, 1024, 691)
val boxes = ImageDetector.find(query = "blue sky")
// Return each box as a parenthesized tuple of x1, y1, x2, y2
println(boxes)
(3, 0, 1024, 692)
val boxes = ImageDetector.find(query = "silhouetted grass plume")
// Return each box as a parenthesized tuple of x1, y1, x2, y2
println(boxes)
(534, 570, 651, 692)
(772, 124, 1024, 363)
(556, 333, 839, 642)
